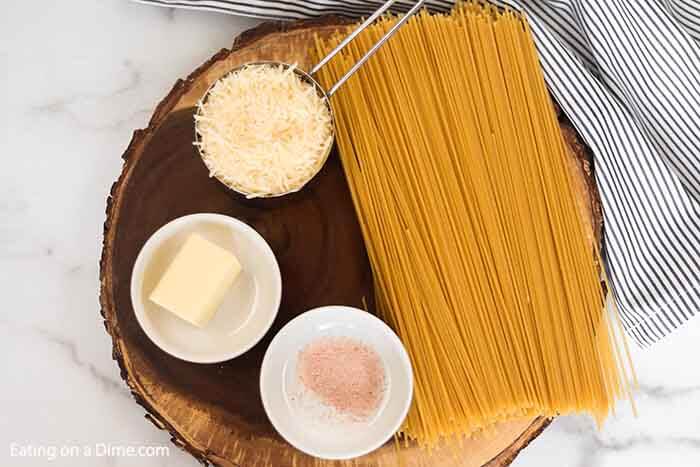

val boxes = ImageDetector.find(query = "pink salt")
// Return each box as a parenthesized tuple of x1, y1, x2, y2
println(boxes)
(297, 336, 386, 420)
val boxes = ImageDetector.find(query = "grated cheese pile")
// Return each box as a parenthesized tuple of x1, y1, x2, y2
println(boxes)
(195, 63, 333, 198)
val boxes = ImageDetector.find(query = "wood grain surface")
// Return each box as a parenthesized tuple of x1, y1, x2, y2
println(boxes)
(99, 16, 601, 467)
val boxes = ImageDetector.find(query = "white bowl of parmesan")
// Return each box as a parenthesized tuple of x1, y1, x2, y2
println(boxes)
(195, 62, 334, 199)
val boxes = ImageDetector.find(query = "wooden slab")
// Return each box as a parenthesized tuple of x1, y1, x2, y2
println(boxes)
(100, 17, 601, 467)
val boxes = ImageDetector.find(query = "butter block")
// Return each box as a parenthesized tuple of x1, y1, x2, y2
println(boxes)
(149, 233, 242, 327)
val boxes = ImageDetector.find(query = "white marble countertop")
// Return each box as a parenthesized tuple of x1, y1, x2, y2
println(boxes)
(2, 1, 699, 466)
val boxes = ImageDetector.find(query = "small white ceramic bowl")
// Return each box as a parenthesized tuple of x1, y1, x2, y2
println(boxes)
(130, 213, 281, 363)
(260, 306, 413, 460)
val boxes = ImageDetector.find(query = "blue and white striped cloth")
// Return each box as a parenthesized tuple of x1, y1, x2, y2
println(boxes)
(134, 0, 700, 346)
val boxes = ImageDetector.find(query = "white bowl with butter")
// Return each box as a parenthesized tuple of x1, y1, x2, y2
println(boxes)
(131, 213, 281, 363)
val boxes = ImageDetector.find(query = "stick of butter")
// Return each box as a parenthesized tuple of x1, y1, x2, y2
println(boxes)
(149, 233, 242, 327)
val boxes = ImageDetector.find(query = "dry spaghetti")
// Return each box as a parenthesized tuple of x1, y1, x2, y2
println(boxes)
(314, 4, 634, 448)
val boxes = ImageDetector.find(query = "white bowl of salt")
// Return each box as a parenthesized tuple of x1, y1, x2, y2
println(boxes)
(260, 305, 413, 460)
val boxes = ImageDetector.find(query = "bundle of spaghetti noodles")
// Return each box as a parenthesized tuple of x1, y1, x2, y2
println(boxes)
(314, 4, 634, 449)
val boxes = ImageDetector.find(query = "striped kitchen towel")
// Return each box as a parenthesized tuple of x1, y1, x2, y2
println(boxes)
(134, 0, 700, 346)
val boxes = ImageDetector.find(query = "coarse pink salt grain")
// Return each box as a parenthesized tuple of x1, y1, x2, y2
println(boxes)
(297, 336, 386, 420)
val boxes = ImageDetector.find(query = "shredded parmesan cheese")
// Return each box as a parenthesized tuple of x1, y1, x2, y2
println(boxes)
(195, 63, 333, 198)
